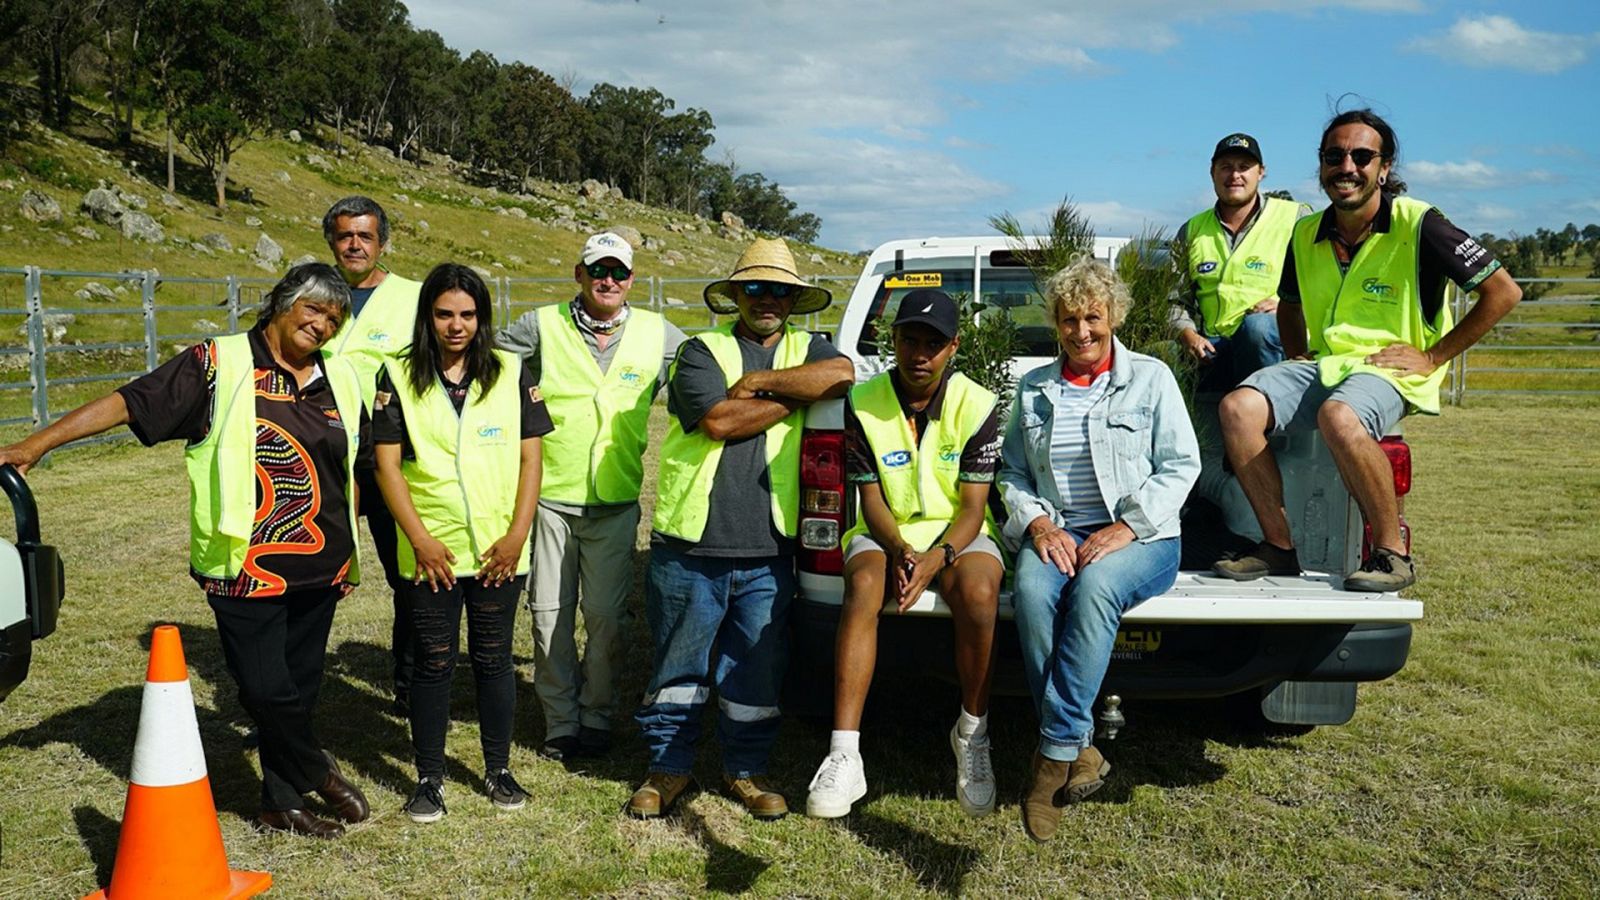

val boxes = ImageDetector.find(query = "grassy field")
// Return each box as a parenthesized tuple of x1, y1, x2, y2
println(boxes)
(1, 396, 1598, 897)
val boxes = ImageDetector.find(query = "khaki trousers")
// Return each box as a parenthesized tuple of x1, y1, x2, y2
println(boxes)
(528, 503, 639, 738)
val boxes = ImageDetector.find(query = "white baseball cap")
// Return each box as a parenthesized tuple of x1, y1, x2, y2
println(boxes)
(579, 231, 635, 268)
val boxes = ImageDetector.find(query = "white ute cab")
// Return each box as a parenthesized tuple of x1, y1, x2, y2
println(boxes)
(788, 236, 1421, 730)
(0, 464, 64, 702)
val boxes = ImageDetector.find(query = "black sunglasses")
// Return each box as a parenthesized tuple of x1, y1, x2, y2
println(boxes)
(585, 262, 632, 281)
(1319, 147, 1383, 167)
(739, 281, 798, 300)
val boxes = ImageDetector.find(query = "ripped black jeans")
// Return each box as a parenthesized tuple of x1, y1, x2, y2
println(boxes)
(405, 576, 521, 778)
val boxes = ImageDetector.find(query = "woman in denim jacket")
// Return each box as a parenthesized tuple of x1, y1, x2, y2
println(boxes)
(998, 257, 1200, 842)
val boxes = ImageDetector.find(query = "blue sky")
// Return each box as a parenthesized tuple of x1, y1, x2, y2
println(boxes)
(409, 1, 1600, 251)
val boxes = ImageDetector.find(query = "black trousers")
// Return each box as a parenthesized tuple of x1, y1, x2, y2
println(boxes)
(208, 587, 339, 811)
(357, 467, 410, 698)
(406, 576, 521, 777)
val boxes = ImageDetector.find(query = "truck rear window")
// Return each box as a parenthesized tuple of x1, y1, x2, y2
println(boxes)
(854, 268, 1056, 357)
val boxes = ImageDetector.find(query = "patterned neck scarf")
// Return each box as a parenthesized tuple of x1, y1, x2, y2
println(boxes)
(571, 296, 630, 335)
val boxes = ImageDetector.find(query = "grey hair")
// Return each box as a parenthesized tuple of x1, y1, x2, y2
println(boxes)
(321, 195, 390, 247)
(1041, 256, 1131, 330)
(258, 262, 353, 325)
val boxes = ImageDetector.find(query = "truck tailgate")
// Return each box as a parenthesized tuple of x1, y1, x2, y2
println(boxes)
(797, 570, 1421, 624)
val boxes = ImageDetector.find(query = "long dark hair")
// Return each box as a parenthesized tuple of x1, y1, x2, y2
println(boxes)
(1320, 107, 1407, 195)
(403, 263, 503, 401)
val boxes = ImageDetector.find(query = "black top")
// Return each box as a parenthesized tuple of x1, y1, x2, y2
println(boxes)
(655, 330, 843, 558)
(116, 327, 371, 598)
(844, 368, 1000, 485)
(1278, 194, 1503, 323)
(371, 362, 553, 458)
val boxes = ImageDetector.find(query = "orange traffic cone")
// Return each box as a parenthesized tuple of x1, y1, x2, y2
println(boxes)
(85, 625, 271, 899)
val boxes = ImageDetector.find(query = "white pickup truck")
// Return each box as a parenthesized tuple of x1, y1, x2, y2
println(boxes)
(0, 464, 64, 702)
(788, 236, 1421, 730)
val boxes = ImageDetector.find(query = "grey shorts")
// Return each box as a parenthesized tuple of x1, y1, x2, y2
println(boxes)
(843, 533, 1005, 565)
(1241, 360, 1406, 441)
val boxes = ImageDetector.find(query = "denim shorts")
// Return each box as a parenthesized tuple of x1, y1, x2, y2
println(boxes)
(1242, 360, 1406, 441)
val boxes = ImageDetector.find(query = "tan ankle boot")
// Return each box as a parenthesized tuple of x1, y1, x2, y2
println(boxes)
(1021, 751, 1070, 843)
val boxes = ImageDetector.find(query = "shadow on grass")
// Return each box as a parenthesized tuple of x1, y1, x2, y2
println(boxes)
(679, 807, 771, 894)
(847, 811, 979, 897)
(72, 805, 119, 889)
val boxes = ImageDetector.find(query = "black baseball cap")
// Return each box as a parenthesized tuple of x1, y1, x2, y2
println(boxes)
(1212, 132, 1264, 165)
(892, 289, 959, 339)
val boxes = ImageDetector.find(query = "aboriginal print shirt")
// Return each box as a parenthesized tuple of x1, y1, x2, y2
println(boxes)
(117, 327, 371, 598)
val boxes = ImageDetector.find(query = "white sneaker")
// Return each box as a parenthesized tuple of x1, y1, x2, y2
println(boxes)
(805, 751, 867, 818)
(949, 722, 996, 817)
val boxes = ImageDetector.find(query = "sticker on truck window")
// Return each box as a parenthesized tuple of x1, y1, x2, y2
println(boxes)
(885, 273, 943, 288)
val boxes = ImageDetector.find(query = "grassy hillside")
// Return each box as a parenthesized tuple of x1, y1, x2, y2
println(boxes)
(0, 117, 861, 283)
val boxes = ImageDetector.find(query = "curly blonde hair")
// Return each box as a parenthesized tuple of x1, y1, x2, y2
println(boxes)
(1041, 256, 1130, 331)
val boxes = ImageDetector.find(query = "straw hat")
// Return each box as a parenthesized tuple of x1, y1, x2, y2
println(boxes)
(703, 238, 832, 316)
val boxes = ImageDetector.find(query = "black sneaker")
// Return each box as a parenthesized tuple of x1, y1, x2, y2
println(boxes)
(485, 768, 529, 810)
(540, 734, 579, 761)
(576, 726, 613, 758)
(405, 777, 446, 823)
(1343, 548, 1416, 593)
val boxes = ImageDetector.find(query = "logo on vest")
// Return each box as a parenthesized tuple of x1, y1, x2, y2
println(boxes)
(366, 328, 389, 343)
(938, 444, 959, 464)
(477, 423, 506, 442)
(880, 450, 911, 468)
(1244, 256, 1270, 273)
(618, 366, 642, 384)
(1361, 278, 1395, 299)
(1197, 261, 1218, 274)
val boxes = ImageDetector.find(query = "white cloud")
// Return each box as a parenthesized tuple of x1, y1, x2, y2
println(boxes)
(407, 1, 1435, 248)
(1409, 160, 1501, 190)
(1406, 15, 1600, 74)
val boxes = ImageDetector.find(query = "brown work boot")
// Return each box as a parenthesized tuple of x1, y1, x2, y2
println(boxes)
(1020, 751, 1070, 843)
(316, 751, 370, 823)
(723, 775, 788, 821)
(626, 772, 692, 819)
(1065, 745, 1111, 802)
(1213, 541, 1301, 580)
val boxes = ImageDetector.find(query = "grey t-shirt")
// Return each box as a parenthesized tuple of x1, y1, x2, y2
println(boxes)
(497, 300, 687, 517)
(654, 330, 843, 558)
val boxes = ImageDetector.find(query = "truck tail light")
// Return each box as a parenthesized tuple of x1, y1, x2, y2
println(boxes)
(798, 429, 845, 575)
(1379, 436, 1411, 497)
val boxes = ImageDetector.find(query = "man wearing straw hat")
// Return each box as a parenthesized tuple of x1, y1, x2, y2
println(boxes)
(498, 231, 686, 762)
(629, 238, 854, 821)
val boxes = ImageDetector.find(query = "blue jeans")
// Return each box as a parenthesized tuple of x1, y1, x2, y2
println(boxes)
(1199, 311, 1283, 392)
(635, 544, 794, 778)
(1012, 529, 1180, 761)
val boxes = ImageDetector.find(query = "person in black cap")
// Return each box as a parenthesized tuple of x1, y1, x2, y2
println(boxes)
(804, 288, 1006, 820)
(1172, 132, 1310, 390)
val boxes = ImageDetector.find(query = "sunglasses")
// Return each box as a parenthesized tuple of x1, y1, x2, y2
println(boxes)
(585, 262, 632, 281)
(739, 281, 798, 300)
(1319, 147, 1383, 167)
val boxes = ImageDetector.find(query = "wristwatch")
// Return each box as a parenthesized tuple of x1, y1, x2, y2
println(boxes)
(940, 543, 956, 566)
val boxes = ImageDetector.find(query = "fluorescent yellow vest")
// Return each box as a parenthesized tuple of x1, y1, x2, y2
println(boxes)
(535, 304, 664, 505)
(1292, 196, 1454, 414)
(842, 370, 1000, 552)
(184, 332, 364, 582)
(652, 324, 810, 542)
(384, 350, 529, 578)
(1185, 195, 1300, 337)
(329, 271, 421, 409)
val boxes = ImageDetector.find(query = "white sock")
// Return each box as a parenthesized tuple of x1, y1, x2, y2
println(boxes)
(829, 730, 861, 756)
(957, 709, 987, 739)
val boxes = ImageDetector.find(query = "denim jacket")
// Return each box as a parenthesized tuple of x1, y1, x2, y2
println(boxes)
(999, 337, 1200, 546)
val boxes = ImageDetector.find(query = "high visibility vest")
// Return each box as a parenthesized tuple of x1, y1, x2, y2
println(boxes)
(652, 324, 810, 542)
(384, 351, 528, 578)
(842, 370, 1000, 552)
(1185, 195, 1300, 337)
(184, 332, 364, 582)
(535, 304, 664, 505)
(328, 271, 421, 409)
(1292, 196, 1455, 414)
